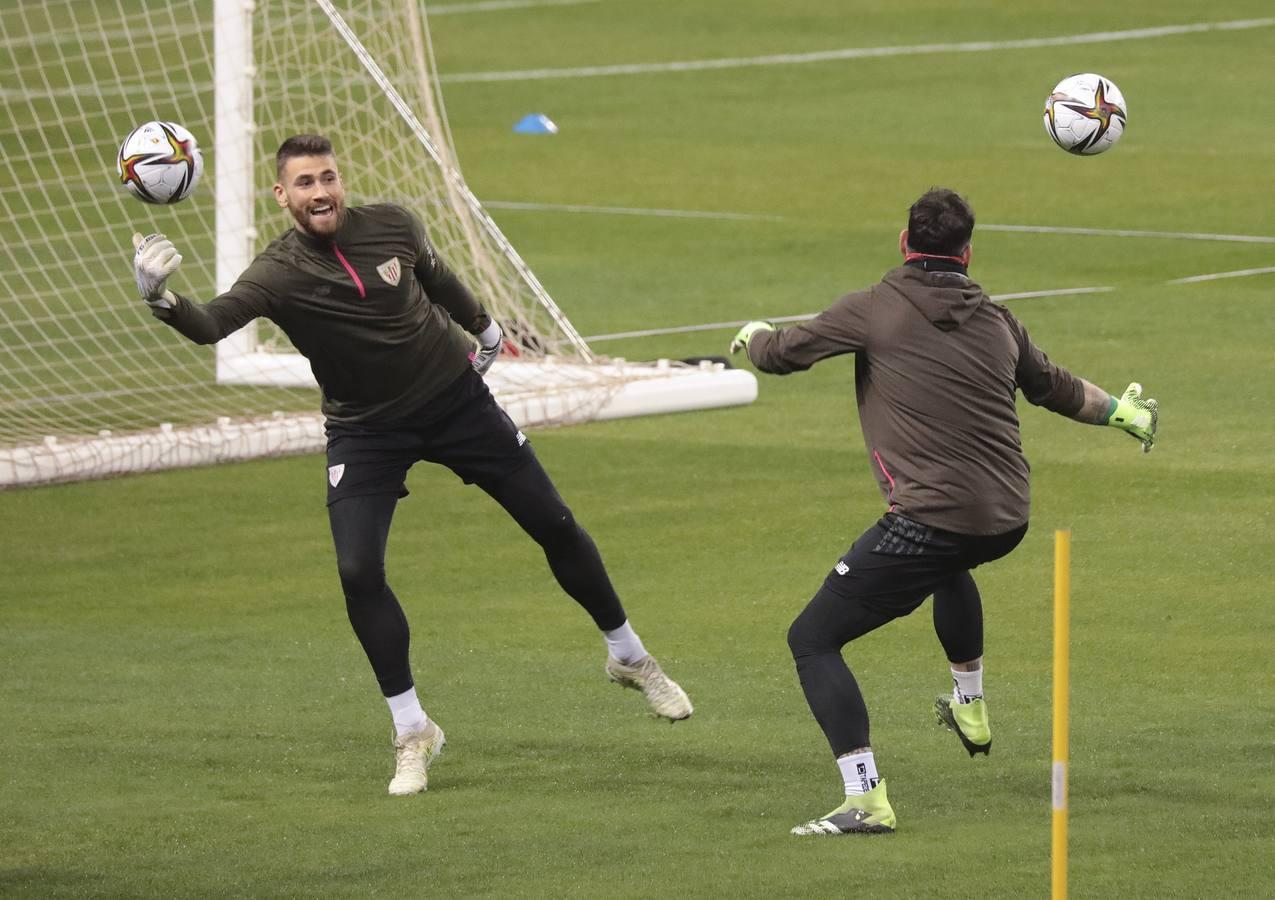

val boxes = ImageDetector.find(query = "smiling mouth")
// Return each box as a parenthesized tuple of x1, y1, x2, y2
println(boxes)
(309, 204, 335, 220)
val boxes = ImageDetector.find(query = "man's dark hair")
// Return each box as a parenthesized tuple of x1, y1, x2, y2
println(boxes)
(906, 188, 975, 256)
(275, 134, 335, 178)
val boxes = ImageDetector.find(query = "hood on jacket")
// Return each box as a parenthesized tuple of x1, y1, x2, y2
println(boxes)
(881, 265, 984, 332)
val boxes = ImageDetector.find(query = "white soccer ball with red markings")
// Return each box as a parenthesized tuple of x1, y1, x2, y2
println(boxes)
(1043, 73, 1128, 156)
(116, 121, 204, 203)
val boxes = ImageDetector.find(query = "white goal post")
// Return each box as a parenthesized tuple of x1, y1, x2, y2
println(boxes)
(0, 0, 755, 488)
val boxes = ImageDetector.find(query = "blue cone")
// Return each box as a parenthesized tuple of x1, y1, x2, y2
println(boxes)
(513, 113, 559, 135)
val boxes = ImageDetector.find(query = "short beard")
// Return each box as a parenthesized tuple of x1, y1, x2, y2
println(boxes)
(291, 202, 344, 239)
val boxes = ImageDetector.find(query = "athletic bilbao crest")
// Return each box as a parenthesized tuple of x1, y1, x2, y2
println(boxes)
(376, 257, 401, 286)
(328, 464, 345, 487)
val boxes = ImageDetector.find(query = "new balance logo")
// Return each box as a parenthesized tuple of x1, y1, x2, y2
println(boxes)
(328, 464, 345, 487)
(834, 561, 849, 575)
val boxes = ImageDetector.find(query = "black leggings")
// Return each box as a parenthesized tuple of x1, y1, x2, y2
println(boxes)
(786, 514, 1026, 756)
(329, 459, 628, 697)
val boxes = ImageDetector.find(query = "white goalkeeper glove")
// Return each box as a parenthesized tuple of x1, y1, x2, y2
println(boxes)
(471, 320, 503, 376)
(131, 232, 181, 310)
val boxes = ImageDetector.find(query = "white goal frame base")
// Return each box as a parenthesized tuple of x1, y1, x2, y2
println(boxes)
(0, 360, 756, 487)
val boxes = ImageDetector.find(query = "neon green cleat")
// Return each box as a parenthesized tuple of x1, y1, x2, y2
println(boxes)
(935, 696, 991, 757)
(791, 780, 896, 835)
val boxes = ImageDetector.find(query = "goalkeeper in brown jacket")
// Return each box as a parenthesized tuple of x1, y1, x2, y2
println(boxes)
(129, 134, 692, 797)
(730, 188, 1157, 836)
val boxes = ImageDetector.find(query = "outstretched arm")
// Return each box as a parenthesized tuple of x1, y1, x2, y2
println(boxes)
(130, 232, 270, 344)
(1012, 313, 1158, 452)
(728, 289, 873, 373)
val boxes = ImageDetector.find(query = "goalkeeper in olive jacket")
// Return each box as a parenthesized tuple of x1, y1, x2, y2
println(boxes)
(729, 188, 1158, 837)
(130, 134, 692, 797)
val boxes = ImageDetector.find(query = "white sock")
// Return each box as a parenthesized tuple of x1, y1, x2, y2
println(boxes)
(836, 750, 881, 796)
(604, 620, 648, 665)
(951, 665, 984, 703)
(386, 687, 428, 737)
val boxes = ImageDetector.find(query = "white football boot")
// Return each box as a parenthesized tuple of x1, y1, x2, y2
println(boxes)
(388, 719, 446, 796)
(605, 654, 693, 721)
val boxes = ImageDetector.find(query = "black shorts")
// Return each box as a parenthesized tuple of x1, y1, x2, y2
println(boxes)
(323, 369, 537, 505)
(817, 512, 1028, 616)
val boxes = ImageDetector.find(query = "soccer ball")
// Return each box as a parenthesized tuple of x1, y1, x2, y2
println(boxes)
(116, 121, 203, 203)
(1043, 74, 1127, 156)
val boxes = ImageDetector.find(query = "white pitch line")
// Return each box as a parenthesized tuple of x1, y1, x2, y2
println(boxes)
(429, 0, 600, 15)
(583, 287, 1112, 343)
(1166, 266, 1275, 284)
(484, 200, 783, 222)
(584, 314, 812, 343)
(440, 17, 1275, 83)
(988, 286, 1114, 301)
(476, 203, 1275, 249)
(983, 224, 1275, 244)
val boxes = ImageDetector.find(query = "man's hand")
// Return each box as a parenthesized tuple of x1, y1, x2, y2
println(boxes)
(471, 320, 503, 376)
(132, 232, 181, 309)
(1105, 382, 1158, 453)
(729, 320, 775, 355)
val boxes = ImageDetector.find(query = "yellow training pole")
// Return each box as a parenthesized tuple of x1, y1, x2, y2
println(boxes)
(1052, 529, 1072, 900)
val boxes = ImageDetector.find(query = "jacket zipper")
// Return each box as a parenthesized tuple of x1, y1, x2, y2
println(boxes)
(332, 243, 366, 299)
(873, 449, 898, 512)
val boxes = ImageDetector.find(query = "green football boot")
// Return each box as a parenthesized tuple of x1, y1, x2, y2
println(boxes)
(790, 780, 897, 836)
(935, 695, 991, 756)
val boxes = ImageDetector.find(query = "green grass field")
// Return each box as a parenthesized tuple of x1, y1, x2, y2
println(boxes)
(3, 1, 1275, 897)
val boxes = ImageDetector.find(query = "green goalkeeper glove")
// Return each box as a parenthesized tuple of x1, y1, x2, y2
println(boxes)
(729, 320, 775, 355)
(132, 232, 181, 310)
(1104, 382, 1158, 453)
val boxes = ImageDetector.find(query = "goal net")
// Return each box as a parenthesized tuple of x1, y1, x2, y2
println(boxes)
(0, 0, 755, 488)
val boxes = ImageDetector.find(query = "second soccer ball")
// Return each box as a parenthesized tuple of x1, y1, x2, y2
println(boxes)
(1043, 73, 1127, 156)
